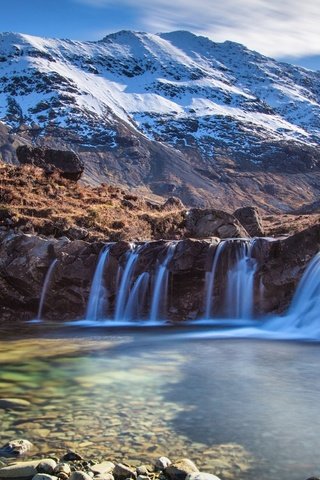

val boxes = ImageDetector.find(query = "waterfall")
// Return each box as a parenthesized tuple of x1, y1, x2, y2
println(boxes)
(204, 241, 226, 318)
(123, 272, 150, 321)
(36, 258, 58, 321)
(86, 245, 110, 321)
(114, 247, 140, 321)
(225, 240, 257, 319)
(150, 243, 176, 322)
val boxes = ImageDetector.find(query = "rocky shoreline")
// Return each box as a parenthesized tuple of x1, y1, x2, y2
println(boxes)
(0, 443, 316, 480)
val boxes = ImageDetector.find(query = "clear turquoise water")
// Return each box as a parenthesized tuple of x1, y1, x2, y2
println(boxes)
(0, 324, 319, 480)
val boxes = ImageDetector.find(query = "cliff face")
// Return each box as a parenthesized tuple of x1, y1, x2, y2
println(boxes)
(0, 225, 319, 323)
(0, 31, 320, 210)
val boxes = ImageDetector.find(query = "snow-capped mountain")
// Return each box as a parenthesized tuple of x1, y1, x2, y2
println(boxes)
(0, 29, 320, 210)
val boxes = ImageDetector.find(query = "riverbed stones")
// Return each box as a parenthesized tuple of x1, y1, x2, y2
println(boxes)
(37, 460, 57, 475)
(0, 399, 31, 410)
(62, 453, 83, 462)
(54, 463, 71, 479)
(113, 464, 137, 480)
(0, 439, 33, 457)
(32, 474, 58, 480)
(155, 458, 171, 471)
(69, 472, 92, 480)
(136, 467, 149, 476)
(90, 462, 114, 475)
(186, 473, 221, 480)
(164, 459, 199, 480)
(0, 460, 39, 478)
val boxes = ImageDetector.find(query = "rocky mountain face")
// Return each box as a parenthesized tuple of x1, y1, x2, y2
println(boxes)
(0, 30, 320, 210)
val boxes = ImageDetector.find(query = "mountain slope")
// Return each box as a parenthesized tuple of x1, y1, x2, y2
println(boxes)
(0, 30, 320, 210)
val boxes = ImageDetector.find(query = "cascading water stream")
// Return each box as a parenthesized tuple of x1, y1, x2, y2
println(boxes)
(150, 243, 176, 322)
(36, 258, 58, 321)
(204, 241, 226, 318)
(86, 245, 111, 321)
(123, 272, 150, 321)
(225, 239, 257, 319)
(114, 247, 140, 321)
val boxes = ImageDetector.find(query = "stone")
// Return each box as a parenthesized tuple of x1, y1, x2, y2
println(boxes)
(94, 475, 114, 480)
(0, 399, 31, 410)
(69, 472, 92, 480)
(0, 461, 39, 478)
(234, 206, 264, 237)
(137, 476, 150, 480)
(90, 463, 115, 475)
(184, 209, 248, 239)
(136, 467, 149, 476)
(53, 463, 71, 479)
(37, 460, 57, 475)
(155, 458, 171, 471)
(0, 439, 33, 457)
(113, 464, 137, 480)
(32, 475, 58, 480)
(61, 453, 83, 462)
(162, 197, 185, 211)
(186, 474, 221, 480)
(164, 459, 199, 480)
(16, 146, 84, 181)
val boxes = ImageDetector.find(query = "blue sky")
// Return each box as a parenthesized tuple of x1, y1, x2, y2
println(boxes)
(0, 0, 319, 70)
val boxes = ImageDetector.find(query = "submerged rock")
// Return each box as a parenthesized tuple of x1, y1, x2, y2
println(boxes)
(0, 439, 33, 457)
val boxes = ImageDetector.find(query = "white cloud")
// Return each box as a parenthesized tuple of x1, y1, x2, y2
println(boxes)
(74, 0, 320, 58)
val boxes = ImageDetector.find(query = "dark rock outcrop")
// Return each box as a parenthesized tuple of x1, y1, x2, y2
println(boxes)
(234, 206, 264, 237)
(16, 146, 84, 180)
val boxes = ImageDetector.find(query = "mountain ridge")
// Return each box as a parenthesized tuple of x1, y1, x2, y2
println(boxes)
(0, 29, 320, 211)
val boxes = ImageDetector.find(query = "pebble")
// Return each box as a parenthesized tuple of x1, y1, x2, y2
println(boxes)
(69, 472, 92, 480)
(164, 459, 199, 480)
(62, 453, 83, 462)
(136, 467, 149, 476)
(32, 475, 58, 480)
(54, 463, 71, 479)
(155, 458, 171, 471)
(186, 474, 221, 480)
(113, 464, 137, 480)
(0, 460, 39, 478)
(0, 399, 31, 410)
(37, 460, 57, 475)
(0, 439, 33, 458)
(91, 462, 115, 475)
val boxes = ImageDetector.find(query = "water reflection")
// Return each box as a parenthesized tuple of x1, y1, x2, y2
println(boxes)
(0, 327, 319, 480)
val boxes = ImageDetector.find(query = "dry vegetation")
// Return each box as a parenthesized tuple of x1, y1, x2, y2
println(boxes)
(0, 163, 186, 241)
(0, 162, 319, 242)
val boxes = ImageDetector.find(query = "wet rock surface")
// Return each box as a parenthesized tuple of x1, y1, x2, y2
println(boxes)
(0, 223, 319, 321)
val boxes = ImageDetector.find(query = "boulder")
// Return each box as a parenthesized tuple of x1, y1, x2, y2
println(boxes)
(184, 209, 248, 239)
(155, 458, 171, 471)
(233, 206, 264, 237)
(16, 146, 84, 181)
(164, 459, 199, 480)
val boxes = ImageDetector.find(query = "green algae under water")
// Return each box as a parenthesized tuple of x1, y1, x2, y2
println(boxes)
(0, 324, 320, 480)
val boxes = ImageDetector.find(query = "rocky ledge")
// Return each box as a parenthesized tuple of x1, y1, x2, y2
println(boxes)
(0, 222, 319, 322)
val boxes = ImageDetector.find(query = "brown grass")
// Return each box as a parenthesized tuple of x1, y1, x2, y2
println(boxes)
(0, 163, 185, 241)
